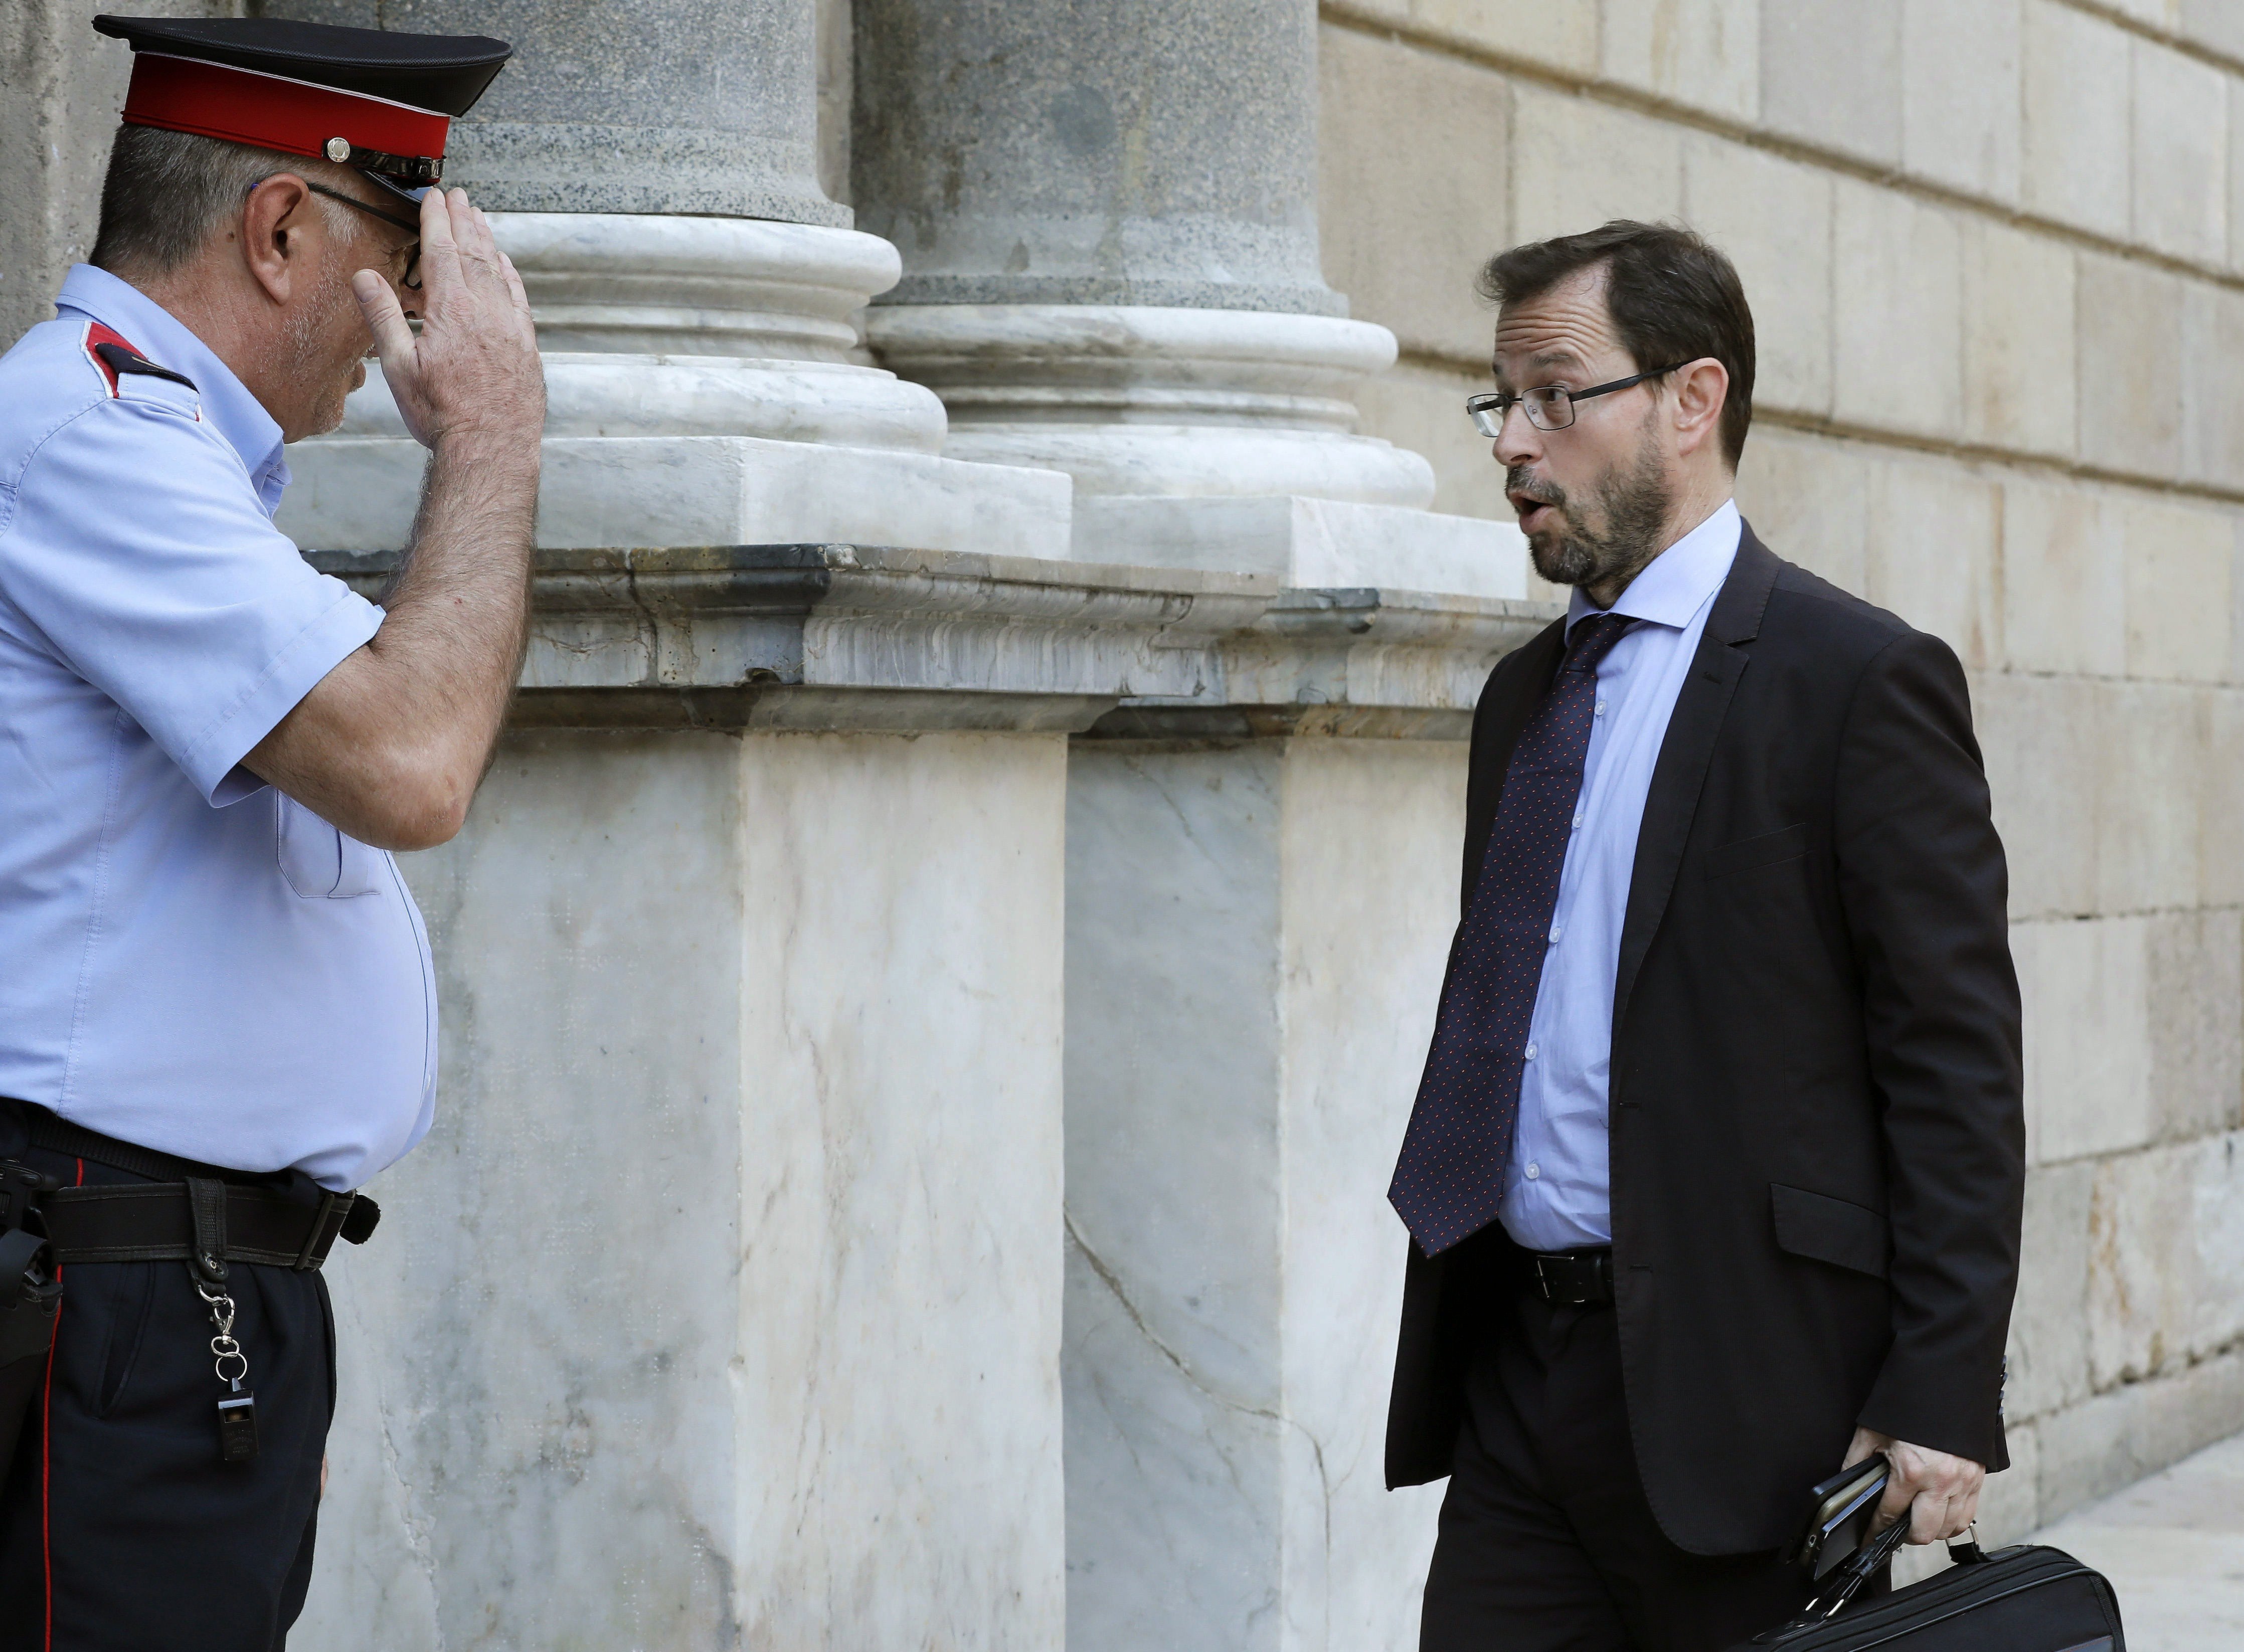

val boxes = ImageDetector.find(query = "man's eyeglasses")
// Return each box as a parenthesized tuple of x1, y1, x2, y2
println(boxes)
(1465, 364, 1687, 435)
(303, 180, 422, 290)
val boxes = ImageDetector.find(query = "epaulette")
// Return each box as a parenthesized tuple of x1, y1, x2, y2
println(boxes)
(80, 321, 198, 399)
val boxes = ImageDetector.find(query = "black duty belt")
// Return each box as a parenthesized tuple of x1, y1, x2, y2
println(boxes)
(14, 1105, 378, 1273)
(1527, 1246, 1615, 1306)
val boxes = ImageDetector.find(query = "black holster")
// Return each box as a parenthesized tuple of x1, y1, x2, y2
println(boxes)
(0, 1159, 62, 1490)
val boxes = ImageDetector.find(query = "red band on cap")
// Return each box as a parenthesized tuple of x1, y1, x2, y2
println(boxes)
(121, 52, 449, 163)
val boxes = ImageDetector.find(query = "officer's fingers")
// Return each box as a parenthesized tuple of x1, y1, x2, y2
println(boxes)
(416, 188, 467, 302)
(496, 250, 536, 344)
(352, 270, 416, 371)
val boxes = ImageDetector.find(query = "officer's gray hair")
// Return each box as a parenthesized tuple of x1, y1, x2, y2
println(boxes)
(89, 124, 359, 277)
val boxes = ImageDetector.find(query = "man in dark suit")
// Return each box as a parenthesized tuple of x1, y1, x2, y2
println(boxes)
(1385, 221, 2023, 1651)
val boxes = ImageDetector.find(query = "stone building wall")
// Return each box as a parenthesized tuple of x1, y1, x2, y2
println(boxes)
(1317, 0, 2244, 1538)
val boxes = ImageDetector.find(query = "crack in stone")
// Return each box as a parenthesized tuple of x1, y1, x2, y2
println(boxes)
(1065, 1211, 1339, 1630)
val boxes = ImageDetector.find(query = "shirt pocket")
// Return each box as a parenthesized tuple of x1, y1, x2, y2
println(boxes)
(275, 791, 385, 898)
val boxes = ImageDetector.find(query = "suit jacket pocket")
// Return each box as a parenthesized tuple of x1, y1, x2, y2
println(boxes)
(1770, 1183, 1889, 1279)
(1704, 822, 1808, 878)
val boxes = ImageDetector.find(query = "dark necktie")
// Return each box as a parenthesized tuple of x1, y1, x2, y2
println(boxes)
(1388, 612, 1636, 1256)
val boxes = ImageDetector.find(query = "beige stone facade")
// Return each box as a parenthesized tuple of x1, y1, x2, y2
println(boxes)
(1320, 0, 2244, 1539)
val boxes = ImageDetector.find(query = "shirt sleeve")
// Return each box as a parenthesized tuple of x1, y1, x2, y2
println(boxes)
(0, 393, 383, 805)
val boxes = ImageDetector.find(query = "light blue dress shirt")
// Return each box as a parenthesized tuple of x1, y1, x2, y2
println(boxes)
(1498, 499, 1742, 1252)
(0, 265, 435, 1190)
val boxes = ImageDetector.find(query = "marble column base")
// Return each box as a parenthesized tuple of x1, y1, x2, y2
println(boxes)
(1076, 495, 1526, 598)
(1064, 735, 1464, 1652)
(279, 433, 1073, 561)
(866, 304, 1438, 511)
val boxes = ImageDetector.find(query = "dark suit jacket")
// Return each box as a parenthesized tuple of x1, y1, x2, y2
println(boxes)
(1385, 525, 2025, 1556)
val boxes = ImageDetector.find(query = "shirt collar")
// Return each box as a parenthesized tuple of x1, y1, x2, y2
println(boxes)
(54, 264, 292, 512)
(1565, 498, 1743, 637)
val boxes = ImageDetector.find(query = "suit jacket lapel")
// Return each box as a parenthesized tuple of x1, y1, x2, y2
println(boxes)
(1611, 525, 1782, 1034)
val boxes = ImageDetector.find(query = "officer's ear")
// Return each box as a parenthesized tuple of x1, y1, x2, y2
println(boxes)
(238, 172, 320, 307)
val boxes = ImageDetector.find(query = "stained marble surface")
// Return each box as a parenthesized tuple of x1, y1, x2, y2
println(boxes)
(1063, 738, 1465, 1651)
(297, 728, 1068, 1649)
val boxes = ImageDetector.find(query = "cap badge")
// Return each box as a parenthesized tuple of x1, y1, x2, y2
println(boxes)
(324, 137, 351, 162)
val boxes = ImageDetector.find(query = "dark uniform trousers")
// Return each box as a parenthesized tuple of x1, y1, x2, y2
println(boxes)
(0, 1143, 333, 1652)
(1419, 1231, 1871, 1652)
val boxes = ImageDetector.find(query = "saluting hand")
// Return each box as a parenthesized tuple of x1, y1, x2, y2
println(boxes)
(351, 187, 544, 452)
(1846, 1426, 1986, 1545)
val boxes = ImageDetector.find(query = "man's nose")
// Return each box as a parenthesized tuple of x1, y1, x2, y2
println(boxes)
(1492, 401, 1542, 468)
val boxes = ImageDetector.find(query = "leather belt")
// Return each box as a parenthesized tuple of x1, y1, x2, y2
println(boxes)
(42, 1181, 375, 1271)
(1527, 1246, 1615, 1306)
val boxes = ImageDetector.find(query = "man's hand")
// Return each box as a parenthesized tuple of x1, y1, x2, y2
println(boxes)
(247, 186, 543, 850)
(352, 187, 543, 450)
(1845, 1427, 1985, 1544)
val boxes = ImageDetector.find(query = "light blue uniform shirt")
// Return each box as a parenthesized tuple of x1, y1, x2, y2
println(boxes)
(0, 265, 435, 1190)
(1499, 499, 1741, 1252)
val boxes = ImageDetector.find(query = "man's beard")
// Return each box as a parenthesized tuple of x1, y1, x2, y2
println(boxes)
(284, 257, 368, 437)
(1510, 429, 1675, 594)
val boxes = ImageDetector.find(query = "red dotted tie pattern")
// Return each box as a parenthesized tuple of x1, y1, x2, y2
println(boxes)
(1388, 613, 1636, 1256)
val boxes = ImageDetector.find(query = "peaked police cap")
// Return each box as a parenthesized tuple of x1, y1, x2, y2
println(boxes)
(93, 15, 511, 199)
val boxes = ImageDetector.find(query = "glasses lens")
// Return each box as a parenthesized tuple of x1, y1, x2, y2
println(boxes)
(1468, 398, 1505, 437)
(1524, 386, 1574, 431)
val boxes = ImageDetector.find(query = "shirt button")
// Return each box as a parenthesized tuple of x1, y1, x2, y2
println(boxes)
(1524, 1043, 1538, 1060)
(1595, 700, 1609, 716)
(1548, 924, 1563, 943)
(1573, 813, 1586, 829)
(1525, 1162, 1541, 1180)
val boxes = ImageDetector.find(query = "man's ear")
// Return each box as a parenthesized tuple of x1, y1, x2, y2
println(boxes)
(1669, 357, 1730, 461)
(239, 173, 317, 306)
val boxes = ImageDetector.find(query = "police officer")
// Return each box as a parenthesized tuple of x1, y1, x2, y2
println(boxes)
(0, 16, 543, 1646)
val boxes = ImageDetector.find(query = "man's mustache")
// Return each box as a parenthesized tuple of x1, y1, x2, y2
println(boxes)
(1506, 467, 1565, 509)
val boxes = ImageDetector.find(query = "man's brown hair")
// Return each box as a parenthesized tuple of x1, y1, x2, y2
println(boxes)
(1479, 220, 1756, 469)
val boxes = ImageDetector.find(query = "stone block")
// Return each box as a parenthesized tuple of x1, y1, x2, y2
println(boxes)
(2036, 1347, 2244, 1524)
(2146, 910, 2244, 1144)
(1342, 0, 1601, 77)
(280, 433, 1076, 560)
(1863, 455, 2002, 670)
(2076, 253, 2186, 482)
(1979, 1421, 2043, 1545)
(2022, 1, 2133, 243)
(2123, 495, 2235, 683)
(1317, 26, 1510, 362)
(1073, 495, 1526, 598)
(1960, 221, 2076, 460)
(1833, 180, 1964, 440)
(2202, 685, 2244, 906)
(2132, 38, 2230, 266)
(1732, 427, 1870, 594)
(1902, 0, 2022, 203)
(2189, 1132, 2244, 1360)
(2233, 80, 2244, 272)
(1510, 82, 1685, 248)
(1599, 0, 1759, 123)
(2095, 680, 2206, 914)
(1976, 671, 2101, 921)
(2012, 916, 2153, 1167)
(2089, 1143, 2201, 1387)
(2000, 478, 2124, 677)
(1759, 0, 1902, 166)
(2181, 283, 2244, 492)
(1353, 360, 1513, 525)
(2180, 0, 2244, 60)
(1680, 135, 1833, 418)
(2008, 1159, 2096, 1422)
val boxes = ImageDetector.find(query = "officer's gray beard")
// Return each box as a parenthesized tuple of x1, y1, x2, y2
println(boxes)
(285, 254, 367, 435)
(1511, 427, 1675, 595)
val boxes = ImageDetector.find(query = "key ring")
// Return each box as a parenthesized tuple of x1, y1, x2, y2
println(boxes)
(193, 1277, 248, 1385)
